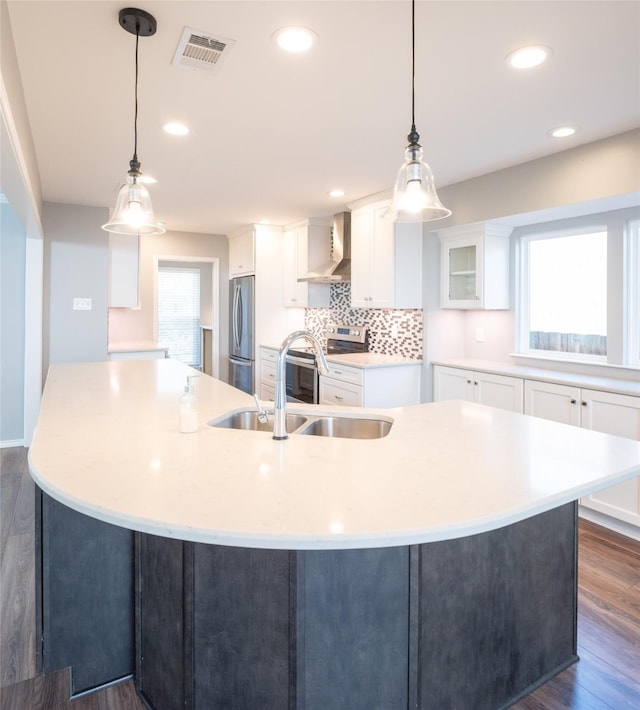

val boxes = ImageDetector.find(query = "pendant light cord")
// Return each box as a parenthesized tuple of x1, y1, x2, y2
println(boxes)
(411, 0, 415, 131)
(133, 25, 139, 164)
(408, 0, 419, 145)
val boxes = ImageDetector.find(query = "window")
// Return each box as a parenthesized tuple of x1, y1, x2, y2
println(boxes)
(157, 266, 201, 367)
(626, 219, 640, 365)
(519, 229, 608, 361)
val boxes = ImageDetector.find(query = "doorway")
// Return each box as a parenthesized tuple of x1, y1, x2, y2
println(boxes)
(153, 256, 220, 379)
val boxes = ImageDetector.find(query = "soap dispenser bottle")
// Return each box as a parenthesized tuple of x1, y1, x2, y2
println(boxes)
(180, 375, 199, 433)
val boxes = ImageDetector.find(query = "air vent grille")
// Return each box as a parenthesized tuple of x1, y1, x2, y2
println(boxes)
(173, 27, 235, 73)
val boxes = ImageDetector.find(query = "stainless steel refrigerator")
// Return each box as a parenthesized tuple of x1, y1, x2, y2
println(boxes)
(228, 275, 255, 394)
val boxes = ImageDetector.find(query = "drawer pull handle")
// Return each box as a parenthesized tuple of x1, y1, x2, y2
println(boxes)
(467, 379, 472, 384)
(582, 401, 588, 406)
(570, 399, 577, 404)
(334, 395, 343, 401)
(334, 370, 343, 375)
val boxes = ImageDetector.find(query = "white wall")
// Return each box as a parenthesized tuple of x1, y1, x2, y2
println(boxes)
(43, 202, 109, 372)
(0, 201, 25, 444)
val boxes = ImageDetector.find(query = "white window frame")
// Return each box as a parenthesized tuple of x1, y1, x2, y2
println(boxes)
(157, 265, 202, 368)
(517, 225, 608, 364)
(625, 218, 640, 366)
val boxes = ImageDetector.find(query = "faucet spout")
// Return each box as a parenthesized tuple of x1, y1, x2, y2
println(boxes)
(274, 330, 328, 440)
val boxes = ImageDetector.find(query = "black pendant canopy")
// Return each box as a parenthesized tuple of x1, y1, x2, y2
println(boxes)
(118, 7, 157, 37)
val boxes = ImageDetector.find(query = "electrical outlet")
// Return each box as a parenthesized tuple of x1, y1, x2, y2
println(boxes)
(73, 298, 92, 311)
(475, 327, 485, 342)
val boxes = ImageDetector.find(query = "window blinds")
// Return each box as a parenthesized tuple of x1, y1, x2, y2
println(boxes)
(158, 266, 201, 368)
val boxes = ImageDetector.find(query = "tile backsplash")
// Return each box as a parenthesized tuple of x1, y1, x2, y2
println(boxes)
(304, 283, 423, 359)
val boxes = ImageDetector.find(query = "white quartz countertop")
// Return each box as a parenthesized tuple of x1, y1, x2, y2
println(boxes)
(29, 359, 640, 550)
(108, 341, 169, 354)
(433, 359, 640, 397)
(261, 344, 421, 369)
(326, 352, 421, 368)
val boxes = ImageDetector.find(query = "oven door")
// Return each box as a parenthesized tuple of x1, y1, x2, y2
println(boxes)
(285, 355, 318, 404)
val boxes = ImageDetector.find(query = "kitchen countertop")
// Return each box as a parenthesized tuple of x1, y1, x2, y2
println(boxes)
(261, 344, 421, 369)
(433, 358, 640, 397)
(28, 359, 640, 550)
(108, 341, 169, 354)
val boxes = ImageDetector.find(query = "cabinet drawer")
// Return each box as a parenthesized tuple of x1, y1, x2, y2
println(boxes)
(325, 363, 363, 386)
(261, 361, 277, 385)
(260, 348, 278, 365)
(320, 377, 363, 407)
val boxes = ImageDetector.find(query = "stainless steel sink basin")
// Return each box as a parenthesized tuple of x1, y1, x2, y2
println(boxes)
(298, 416, 392, 439)
(210, 411, 308, 433)
(209, 409, 392, 439)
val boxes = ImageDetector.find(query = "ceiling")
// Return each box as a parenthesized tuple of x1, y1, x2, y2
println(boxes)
(7, 0, 640, 235)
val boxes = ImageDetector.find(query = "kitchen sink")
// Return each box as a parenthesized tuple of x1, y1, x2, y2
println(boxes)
(209, 409, 392, 439)
(298, 416, 392, 439)
(210, 410, 308, 433)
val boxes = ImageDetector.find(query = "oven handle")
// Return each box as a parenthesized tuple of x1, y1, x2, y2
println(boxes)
(285, 354, 317, 369)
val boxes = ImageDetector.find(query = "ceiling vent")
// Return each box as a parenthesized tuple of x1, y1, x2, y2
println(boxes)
(172, 27, 235, 73)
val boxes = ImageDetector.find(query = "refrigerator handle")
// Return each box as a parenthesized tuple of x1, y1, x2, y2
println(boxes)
(232, 283, 240, 352)
(237, 284, 244, 350)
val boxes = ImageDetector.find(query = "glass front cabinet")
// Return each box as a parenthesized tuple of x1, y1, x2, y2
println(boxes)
(439, 223, 512, 309)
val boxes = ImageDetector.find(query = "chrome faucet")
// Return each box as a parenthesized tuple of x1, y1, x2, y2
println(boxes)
(273, 330, 329, 440)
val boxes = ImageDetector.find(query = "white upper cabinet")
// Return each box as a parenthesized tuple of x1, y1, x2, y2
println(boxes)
(283, 218, 331, 308)
(438, 223, 512, 309)
(109, 233, 139, 308)
(350, 199, 422, 309)
(228, 228, 255, 277)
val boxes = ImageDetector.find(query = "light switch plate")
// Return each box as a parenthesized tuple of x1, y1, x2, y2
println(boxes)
(475, 327, 485, 342)
(73, 297, 92, 311)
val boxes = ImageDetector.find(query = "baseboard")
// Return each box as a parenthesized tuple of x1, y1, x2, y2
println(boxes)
(579, 506, 640, 542)
(1, 438, 25, 449)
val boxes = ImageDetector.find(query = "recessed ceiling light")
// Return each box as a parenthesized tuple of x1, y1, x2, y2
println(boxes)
(507, 45, 551, 69)
(273, 26, 317, 53)
(549, 125, 578, 138)
(163, 122, 189, 136)
(329, 189, 345, 198)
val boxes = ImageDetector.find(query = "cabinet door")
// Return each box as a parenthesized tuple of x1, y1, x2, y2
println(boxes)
(350, 209, 373, 307)
(229, 232, 255, 276)
(283, 228, 307, 307)
(524, 380, 581, 426)
(433, 366, 474, 403)
(580, 389, 640, 526)
(368, 204, 395, 307)
(442, 237, 480, 308)
(109, 233, 139, 307)
(474, 372, 523, 413)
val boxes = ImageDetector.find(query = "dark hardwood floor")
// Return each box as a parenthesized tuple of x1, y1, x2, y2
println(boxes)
(1, 446, 639, 709)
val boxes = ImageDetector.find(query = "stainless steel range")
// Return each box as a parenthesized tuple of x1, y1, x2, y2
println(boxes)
(285, 324, 368, 404)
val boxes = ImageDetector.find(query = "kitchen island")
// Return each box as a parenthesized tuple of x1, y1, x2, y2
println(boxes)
(29, 359, 640, 709)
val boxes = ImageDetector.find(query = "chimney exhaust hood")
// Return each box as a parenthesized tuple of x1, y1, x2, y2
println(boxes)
(298, 212, 351, 283)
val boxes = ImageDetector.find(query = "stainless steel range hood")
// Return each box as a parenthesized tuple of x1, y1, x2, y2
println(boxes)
(298, 212, 351, 283)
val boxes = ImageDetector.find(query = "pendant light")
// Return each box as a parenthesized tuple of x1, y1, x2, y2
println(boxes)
(102, 8, 165, 235)
(387, 0, 451, 223)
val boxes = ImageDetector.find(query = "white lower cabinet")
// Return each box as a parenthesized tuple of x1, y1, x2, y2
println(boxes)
(320, 362, 421, 408)
(259, 347, 278, 401)
(433, 366, 524, 413)
(524, 380, 640, 527)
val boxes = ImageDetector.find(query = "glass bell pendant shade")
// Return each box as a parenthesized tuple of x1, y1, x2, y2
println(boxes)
(387, 143, 451, 223)
(102, 173, 166, 235)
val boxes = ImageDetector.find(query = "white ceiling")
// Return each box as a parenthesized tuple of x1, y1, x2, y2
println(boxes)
(7, 0, 640, 235)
